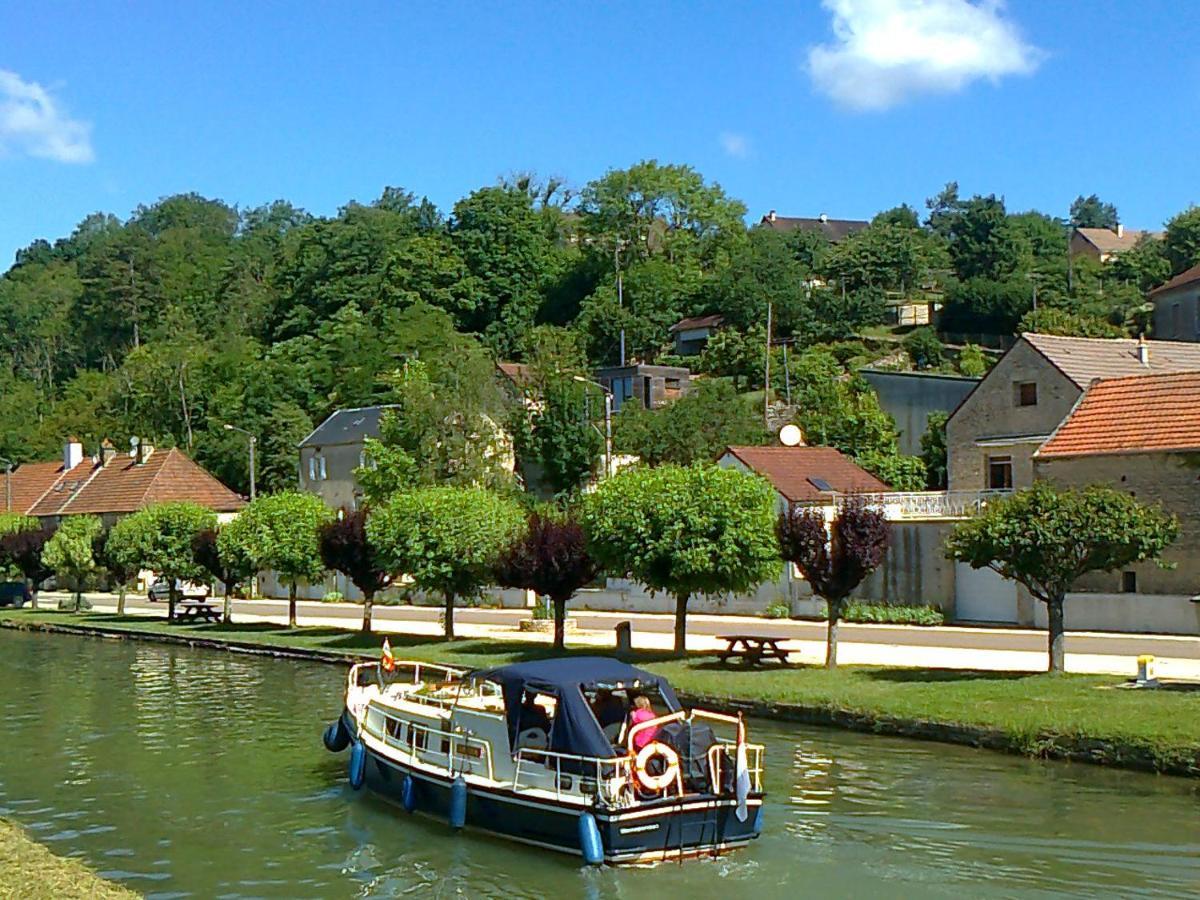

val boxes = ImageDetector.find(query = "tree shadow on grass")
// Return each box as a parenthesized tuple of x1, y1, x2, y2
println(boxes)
(862, 667, 1044, 684)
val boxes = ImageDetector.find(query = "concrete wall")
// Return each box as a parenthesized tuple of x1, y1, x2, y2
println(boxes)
(946, 339, 1081, 490)
(1031, 593, 1200, 636)
(1152, 283, 1200, 341)
(862, 370, 978, 456)
(857, 521, 957, 614)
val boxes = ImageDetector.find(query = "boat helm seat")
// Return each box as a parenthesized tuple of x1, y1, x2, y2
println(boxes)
(515, 727, 548, 751)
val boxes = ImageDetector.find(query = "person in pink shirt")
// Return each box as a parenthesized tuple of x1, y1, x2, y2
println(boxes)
(628, 694, 658, 751)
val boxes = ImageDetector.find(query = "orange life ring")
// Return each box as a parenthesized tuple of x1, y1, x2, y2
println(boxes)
(633, 741, 680, 793)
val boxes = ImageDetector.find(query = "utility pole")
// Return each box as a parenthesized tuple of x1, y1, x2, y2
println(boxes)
(615, 242, 626, 366)
(763, 301, 773, 430)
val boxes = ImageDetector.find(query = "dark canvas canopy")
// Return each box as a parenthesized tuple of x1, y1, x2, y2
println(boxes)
(471, 657, 680, 760)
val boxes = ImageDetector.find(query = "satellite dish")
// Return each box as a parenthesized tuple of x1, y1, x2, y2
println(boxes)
(779, 424, 803, 447)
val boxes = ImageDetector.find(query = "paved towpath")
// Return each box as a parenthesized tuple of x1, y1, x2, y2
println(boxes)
(37, 592, 1200, 680)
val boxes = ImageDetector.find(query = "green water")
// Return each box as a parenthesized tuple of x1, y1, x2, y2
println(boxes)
(0, 631, 1196, 899)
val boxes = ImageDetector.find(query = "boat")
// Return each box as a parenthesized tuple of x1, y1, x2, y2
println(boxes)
(321, 655, 766, 865)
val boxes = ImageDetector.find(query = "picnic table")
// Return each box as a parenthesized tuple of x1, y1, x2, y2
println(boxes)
(176, 599, 221, 623)
(717, 634, 790, 666)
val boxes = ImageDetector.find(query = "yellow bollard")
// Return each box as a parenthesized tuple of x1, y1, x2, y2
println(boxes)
(1136, 654, 1156, 686)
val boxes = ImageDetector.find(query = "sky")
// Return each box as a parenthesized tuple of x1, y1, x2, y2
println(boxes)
(2, 0, 1199, 266)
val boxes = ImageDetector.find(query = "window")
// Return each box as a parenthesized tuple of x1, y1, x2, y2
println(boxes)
(1016, 382, 1038, 407)
(307, 456, 317, 482)
(987, 455, 1013, 490)
(318, 456, 327, 480)
(1122, 571, 1137, 593)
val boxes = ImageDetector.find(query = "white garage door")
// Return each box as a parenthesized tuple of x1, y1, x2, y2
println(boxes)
(954, 563, 1019, 623)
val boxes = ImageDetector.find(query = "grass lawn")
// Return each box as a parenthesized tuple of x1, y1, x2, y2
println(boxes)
(3, 608, 1199, 775)
(0, 818, 138, 899)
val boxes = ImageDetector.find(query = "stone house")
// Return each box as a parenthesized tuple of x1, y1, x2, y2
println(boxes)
(1150, 263, 1200, 341)
(668, 314, 724, 356)
(297, 405, 396, 512)
(1032, 371, 1200, 635)
(594, 364, 689, 412)
(1068, 225, 1156, 264)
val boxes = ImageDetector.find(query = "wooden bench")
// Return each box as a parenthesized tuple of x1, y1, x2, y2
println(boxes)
(176, 599, 221, 623)
(718, 635, 790, 666)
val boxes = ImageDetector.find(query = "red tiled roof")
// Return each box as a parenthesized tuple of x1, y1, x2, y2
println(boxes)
(1036, 372, 1200, 458)
(24, 447, 244, 517)
(1149, 263, 1200, 298)
(720, 446, 890, 501)
(3, 460, 77, 517)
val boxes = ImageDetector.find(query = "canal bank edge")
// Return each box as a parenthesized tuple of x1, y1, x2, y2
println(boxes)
(3, 616, 1198, 780)
(0, 818, 140, 899)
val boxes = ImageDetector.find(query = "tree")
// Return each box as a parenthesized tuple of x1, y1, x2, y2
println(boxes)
(512, 377, 604, 497)
(93, 526, 137, 615)
(367, 487, 525, 639)
(1017, 307, 1125, 338)
(1069, 195, 1118, 230)
(0, 522, 55, 608)
(920, 412, 949, 490)
(854, 449, 926, 492)
(233, 492, 331, 628)
(902, 327, 944, 370)
(582, 464, 779, 655)
(43, 516, 104, 611)
(957, 344, 988, 378)
(786, 350, 899, 460)
(494, 511, 598, 649)
(946, 483, 1177, 672)
(777, 500, 889, 668)
(106, 502, 216, 622)
(1162, 206, 1200, 277)
(947, 195, 1026, 282)
(193, 525, 255, 624)
(318, 510, 391, 633)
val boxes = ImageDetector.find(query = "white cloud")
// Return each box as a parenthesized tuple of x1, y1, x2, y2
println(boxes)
(719, 131, 751, 159)
(0, 69, 94, 163)
(808, 0, 1041, 111)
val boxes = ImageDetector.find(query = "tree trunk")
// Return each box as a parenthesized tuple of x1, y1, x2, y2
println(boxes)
(825, 597, 842, 669)
(73, 590, 82, 613)
(117, 584, 127, 616)
(288, 581, 297, 628)
(222, 582, 233, 625)
(444, 591, 456, 640)
(553, 595, 567, 651)
(362, 590, 374, 634)
(168, 583, 178, 623)
(673, 592, 690, 657)
(1047, 595, 1066, 673)
(27, 579, 37, 610)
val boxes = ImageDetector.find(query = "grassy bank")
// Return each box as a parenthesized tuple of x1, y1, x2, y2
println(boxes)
(3, 609, 1199, 777)
(0, 818, 138, 899)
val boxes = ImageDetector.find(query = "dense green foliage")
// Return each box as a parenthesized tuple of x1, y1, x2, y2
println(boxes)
(233, 492, 330, 625)
(367, 486, 525, 639)
(106, 502, 216, 620)
(42, 515, 103, 610)
(947, 483, 1177, 672)
(582, 464, 779, 654)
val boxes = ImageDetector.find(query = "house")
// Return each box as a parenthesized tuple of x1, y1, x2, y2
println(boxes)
(297, 405, 396, 510)
(759, 210, 867, 243)
(669, 315, 724, 356)
(945, 333, 1200, 492)
(716, 445, 889, 504)
(861, 369, 979, 456)
(1149, 263, 1200, 341)
(1032, 371, 1200, 635)
(6, 437, 244, 525)
(1069, 225, 1156, 264)
(595, 364, 690, 411)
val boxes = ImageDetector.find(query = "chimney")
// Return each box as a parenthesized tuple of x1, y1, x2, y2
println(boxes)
(767, 209, 777, 222)
(100, 439, 117, 466)
(1137, 334, 1149, 365)
(63, 437, 83, 471)
(136, 439, 154, 465)
(819, 213, 829, 223)
(1116, 223, 1124, 238)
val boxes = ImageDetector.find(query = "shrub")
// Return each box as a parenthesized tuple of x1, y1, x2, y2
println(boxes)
(763, 600, 791, 619)
(322, 590, 344, 603)
(902, 327, 944, 369)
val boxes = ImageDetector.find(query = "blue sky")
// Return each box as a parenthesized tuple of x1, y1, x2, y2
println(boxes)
(2, 1, 1198, 266)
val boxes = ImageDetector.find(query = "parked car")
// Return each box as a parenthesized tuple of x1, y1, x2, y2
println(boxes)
(147, 578, 211, 602)
(0, 582, 32, 607)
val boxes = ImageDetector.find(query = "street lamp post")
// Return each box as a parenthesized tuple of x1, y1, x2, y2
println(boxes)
(222, 424, 257, 501)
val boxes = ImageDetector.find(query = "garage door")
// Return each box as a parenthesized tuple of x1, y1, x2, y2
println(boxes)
(954, 562, 1019, 623)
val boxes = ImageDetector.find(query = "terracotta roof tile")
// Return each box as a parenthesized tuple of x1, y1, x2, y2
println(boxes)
(721, 446, 890, 502)
(4, 461, 74, 516)
(1036, 372, 1200, 458)
(1022, 333, 1200, 389)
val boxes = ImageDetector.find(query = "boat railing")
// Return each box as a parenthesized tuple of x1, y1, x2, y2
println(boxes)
(347, 659, 467, 694)
(513, 747, 633, 804)
(705, 743, 765, 794)
(362, 707, 496, 781)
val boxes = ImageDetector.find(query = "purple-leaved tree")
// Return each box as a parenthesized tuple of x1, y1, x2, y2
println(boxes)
(318, 509, 392, 633)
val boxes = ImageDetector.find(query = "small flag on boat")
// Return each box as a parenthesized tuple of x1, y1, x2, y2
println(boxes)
(734, 714, 751, 822)
(381, 638, 395, 673)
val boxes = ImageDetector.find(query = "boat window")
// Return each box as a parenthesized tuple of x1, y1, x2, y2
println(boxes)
(514, 689, 556, 750)
(384, 716, 404, 742)
(584, 687, 631, 743)
(408, 724, 427, 751)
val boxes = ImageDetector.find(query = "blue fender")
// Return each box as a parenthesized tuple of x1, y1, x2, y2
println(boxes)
(401, 774, 417, 813)
(348, 740, 367, 789)
(448, 776, 467, 830)
(323, 717, 350, 753)
(578, 811, 604, 866)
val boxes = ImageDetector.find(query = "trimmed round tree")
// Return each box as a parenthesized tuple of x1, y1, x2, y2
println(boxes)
(367, 486, 524, 640)
(947, 482, 1177, 673)
(581, 464, 779, 656)
(194, 525, 256, 624)
(93, 526, 138, 615)
(233, 492, 331, 628)
(494, 510, 598, 650)
(106, 502, 217, 622)
(777, 499, 890, 669)
(318, 509, 391, 633)
(43, 515, 104, 612)
(0, 519, 54, 609)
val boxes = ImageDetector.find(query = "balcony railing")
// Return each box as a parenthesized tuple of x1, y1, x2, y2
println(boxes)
(821, 490, 1012, 521)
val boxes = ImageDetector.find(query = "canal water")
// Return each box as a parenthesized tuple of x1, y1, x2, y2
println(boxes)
(0, 631, 1196, 899)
